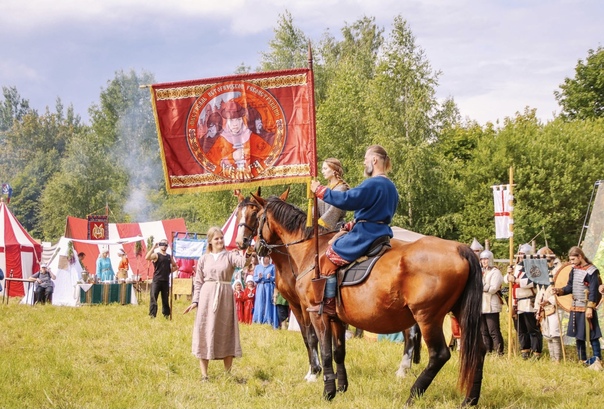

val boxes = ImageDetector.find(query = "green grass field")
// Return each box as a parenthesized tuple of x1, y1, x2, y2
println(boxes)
(0, 297, 600, 409)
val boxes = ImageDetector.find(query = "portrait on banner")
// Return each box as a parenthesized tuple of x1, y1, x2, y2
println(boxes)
(186, 81, 286, 181)
(151, 69, 316, 193)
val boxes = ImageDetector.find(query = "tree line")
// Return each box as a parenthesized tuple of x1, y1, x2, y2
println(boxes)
(1, 12, 603, 260)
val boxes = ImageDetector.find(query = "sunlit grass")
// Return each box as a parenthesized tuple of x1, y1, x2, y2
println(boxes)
(0, 297, 599, 408)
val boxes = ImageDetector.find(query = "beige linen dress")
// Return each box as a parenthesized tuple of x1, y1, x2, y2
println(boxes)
(192, 250, 246, 360)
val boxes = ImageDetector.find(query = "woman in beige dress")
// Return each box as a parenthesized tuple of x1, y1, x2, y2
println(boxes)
(184, 226, 249, 381)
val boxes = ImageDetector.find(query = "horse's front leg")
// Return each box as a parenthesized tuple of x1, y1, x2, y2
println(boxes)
(310, 313, 337, 400)
(396, 331, 413, 378)
(331, 318, 348, 392)
(302, 322, 322, 382)
(291, 307, 322, 381)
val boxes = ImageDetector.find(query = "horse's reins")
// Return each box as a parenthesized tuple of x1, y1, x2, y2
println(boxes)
(255, 210, 334, 281)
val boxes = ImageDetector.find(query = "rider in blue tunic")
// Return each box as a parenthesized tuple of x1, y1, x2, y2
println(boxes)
(308, 145, 399, 315)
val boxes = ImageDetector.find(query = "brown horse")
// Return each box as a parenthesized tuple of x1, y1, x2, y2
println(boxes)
(236, 190, 485, 406)
(235, 192, 423, 383)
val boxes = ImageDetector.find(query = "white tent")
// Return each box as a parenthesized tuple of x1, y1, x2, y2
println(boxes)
(24, 237, 140, 306)
(391, 226, 425, 242)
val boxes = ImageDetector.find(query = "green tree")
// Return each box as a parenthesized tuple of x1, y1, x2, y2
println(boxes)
(554, 47, 604, 120)
(259, 10, 308, 71)
(316, 16, 383, 183)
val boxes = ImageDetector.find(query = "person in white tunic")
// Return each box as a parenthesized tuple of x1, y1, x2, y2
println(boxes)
(184, 226, 249, 381)
(480, 250, 504, 355)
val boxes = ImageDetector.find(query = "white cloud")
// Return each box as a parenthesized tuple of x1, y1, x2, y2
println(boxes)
(0, 0, 602, 124)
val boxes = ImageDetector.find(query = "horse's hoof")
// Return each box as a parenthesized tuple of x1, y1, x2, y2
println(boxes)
(395, 368, 407, 378)
(337, 383, 348, 393)
(305, 373, 319, 382)
(323, 389, 336, 401)
(323, 379, 337, 400)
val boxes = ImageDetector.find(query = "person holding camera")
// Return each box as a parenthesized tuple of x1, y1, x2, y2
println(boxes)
(146, 239, 178, 319)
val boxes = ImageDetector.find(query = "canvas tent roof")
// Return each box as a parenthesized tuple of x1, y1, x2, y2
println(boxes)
(0, 200, 42, 296)
(64, 216, 186, 279)
(391, 226, 425, 242)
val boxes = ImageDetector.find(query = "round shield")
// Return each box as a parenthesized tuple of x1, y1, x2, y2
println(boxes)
(553, 263, 573, 312)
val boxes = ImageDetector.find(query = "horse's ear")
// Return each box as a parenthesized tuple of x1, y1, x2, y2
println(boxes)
(279, 187, 290, 201)
(235, 189, 245, 203)
(255, 187, 261, 197)
(250, 192, 266, 207)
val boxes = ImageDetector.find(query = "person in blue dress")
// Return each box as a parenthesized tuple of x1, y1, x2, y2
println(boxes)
(96, 249, 115, 281)
(308, 145, 399, 315)
(252, 256, 278, 327)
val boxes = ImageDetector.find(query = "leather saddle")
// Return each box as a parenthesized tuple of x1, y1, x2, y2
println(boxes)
(337, 235, 391, 287)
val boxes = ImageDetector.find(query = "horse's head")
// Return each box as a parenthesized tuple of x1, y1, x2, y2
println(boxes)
(234, 188, 263, 250)
(245, 188, 291, 257)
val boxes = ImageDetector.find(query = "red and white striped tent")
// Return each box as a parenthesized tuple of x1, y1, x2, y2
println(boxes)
(222, 209, 241, 251)
(0, 200, 42, 296)
(64, 216, 186, 280)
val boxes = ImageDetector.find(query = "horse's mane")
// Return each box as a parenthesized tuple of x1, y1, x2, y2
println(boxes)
(265, 196, 316, 240)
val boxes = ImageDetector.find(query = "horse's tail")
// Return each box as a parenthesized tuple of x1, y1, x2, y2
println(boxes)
(454, 245, 486, 396)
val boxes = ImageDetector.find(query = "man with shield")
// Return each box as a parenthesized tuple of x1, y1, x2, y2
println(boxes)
(553, 246, 602, 364)
(504, 243, 543, 359)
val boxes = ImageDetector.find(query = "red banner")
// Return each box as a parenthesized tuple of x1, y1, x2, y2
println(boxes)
(87, 215, 108, 240)
(150, 69, 316, 193)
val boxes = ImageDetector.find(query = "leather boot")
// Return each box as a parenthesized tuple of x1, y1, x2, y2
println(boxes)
(322, 297, 337, 316)
(307, 277, 328, 313)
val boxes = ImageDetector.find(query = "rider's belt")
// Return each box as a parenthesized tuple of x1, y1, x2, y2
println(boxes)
(355, 219, 385, 224)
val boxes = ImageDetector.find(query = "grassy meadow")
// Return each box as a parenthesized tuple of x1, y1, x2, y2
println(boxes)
(0, 296, 601, 409)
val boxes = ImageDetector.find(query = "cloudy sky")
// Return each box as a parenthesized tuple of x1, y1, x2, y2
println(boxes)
(1, 0, 602, 125)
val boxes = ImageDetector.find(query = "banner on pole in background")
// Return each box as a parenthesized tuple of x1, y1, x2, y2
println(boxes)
(493, 185, 512, 239)
(87, 215, 108, 240)
(150, 69, 316, 193)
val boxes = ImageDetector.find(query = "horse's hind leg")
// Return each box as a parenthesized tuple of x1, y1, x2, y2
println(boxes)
(331, 318, 348, 392)
(406, 323, 450, 406)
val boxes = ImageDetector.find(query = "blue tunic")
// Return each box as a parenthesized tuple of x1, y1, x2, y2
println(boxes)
(252, 263, 278, 327)
(322, 176, 398, 261)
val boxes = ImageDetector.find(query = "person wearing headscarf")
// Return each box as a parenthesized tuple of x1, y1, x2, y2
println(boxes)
(96, 249, 115, 282)
(243, 276, 256, 325)
(117, 249, 129, 281)
(252, 256, 278, 328)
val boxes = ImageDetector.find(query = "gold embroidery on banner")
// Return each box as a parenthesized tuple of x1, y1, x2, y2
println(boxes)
(155, 74, 308, 101)
(169, 164, 311, 187)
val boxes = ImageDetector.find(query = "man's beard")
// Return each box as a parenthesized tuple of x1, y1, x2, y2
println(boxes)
(364, 163, 374, 177)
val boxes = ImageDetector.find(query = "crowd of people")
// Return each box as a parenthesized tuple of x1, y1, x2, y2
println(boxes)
(468, 237, 604, 367)
(20, 144, 604, 380)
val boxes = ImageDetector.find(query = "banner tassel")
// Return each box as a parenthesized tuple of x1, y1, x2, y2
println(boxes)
(306, 180, 313, 228)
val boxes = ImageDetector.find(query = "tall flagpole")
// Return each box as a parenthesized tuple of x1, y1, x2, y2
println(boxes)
(307, 42, 320, 281)
(507, 166, 515, 358)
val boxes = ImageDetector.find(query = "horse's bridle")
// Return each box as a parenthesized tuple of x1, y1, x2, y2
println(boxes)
(237, 202, 260, 249)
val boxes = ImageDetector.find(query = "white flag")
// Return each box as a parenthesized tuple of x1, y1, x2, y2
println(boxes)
(493, 185, 512, 239)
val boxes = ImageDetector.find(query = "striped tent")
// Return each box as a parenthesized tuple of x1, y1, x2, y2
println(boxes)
(64, 216, 186, 280)
(0, 200, 42, 296)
